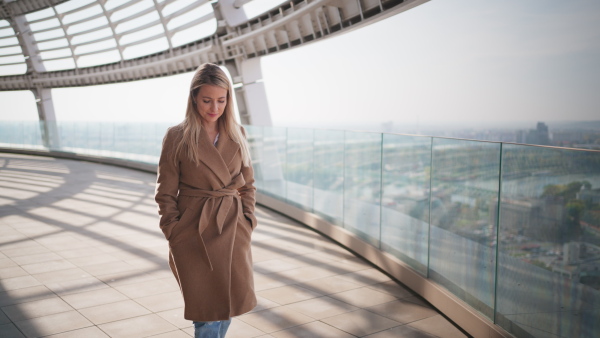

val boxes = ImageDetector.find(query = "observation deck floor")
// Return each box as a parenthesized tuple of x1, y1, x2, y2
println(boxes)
(0, 153, 467, 337)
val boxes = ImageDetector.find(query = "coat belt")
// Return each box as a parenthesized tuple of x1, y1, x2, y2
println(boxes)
(178, 173, 246, 271)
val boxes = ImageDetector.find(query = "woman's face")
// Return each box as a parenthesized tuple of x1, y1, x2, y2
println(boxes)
(195, 84, 227, 126)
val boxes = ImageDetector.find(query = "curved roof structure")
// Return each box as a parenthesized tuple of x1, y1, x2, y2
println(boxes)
(0, 0, 427, 90)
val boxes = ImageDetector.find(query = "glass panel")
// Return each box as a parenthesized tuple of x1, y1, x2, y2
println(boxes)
(344, 131, 382, 247)
(381, 134, 431, 275)
(429, 138, 500, 319)
(261, 127, 286, 200)
(497, 144, 600, 337)
(0, 121, 45, 149)
(244, 125, 264, 191)
(314, 129, 344, 225)
(285, 128, 313, 211)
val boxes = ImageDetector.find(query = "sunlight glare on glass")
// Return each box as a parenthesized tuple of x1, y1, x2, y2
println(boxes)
(75, 39, 117, 55)
(77, 50, 121, 67)
(123, 37, 168, 59)
(24, 7, 54, 22)
(114, 11, 160, 34)
(111, 0, 154, 23)
(29, 18, 60, 31)
(70, 28, 113, 45)
(43, 58, 76, 71)
(37, 39, 69, 50)
(242, 0, 288, 19)
(67, 16, 109, 35)
(166, 4, 214, 30)
(120, 24, 164, 45)
(171, 20, 217, 47)
(55, 0, 96, 14)
(62, 4, 103, 25)
(162, 0, 200, 17)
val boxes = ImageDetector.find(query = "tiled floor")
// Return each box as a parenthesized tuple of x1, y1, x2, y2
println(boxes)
(0, 153, 468, 337)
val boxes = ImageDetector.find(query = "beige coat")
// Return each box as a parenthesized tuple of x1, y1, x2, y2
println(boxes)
(155, 124, 257, 321)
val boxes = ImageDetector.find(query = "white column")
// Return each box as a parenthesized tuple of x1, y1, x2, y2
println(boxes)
(240, 58, 272, 126)
(31, 88, 60, 149)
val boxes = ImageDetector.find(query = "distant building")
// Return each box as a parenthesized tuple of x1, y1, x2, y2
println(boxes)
(525, 122, 551, 146)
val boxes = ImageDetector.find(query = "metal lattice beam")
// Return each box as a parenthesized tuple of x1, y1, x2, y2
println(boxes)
(0, 0, 428, 90)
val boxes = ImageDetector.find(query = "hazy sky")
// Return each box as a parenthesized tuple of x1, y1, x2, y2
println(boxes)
(260, 0, 600, 130)
(1, 0, 599, 132)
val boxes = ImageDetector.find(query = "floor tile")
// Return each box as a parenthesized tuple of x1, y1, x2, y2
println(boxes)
(283, 296, 358, 320)
(95, 270, 157, 287)
(366, 280, 414, 299)
(0, 323, 26, 338)
(44, 326, 109, 338)
(248, 296, 280, 314)
(225, 317, 266, 338)
(113, 277, 178, 298)
(407, 315, 468, 338)
(239, 307, 314, 333)
(10, 252, 63, 266)
(257, 285, 322, 305)
(67, 253, 122, 267)
(14, 310, 93, 338)
(366, 299, 438, 324)
(253, 259, 301, 274)
(21, 259, 76, 275)
(0, 310, 9, 325)
(1, 297, 73, 322)
(271, 321, 356, 337)
(81, 261, 138, 276)
(98, 313, 177, 338)
(297, 275, 362, 295)
(61, 288, 128, 309)
(134, 290, 184, 312)
(329, 286, 398, 308)
(79, 299, 151, 325)
(0, 266, 29, 279)
(253, 272, 295, 291)
(44, 276, 109, 296)
(0, 285, 56, 307)
(364, 325, 437, 338)
(31, 268, 92, 284)
(0, 258, 17, 268)
(1, 245, 51, 258)
(339, 268, 392, 286)
(0, 275, 41, 291)
(321, 309, 400, 336)
(146, 330, 191, 338)
(156, 307, 189, 329)
(275, 265, 337, 283)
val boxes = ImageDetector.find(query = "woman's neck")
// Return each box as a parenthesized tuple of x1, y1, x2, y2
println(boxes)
(203, 121, 218, 134)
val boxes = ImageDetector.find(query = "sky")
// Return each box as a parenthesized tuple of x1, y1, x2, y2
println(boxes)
(1, 0, 599, 133)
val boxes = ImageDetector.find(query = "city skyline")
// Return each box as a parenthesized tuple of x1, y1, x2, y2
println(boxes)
(1, 0, 599, 142)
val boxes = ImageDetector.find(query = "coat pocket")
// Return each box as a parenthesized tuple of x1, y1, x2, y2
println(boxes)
(168, 207, 192, 241)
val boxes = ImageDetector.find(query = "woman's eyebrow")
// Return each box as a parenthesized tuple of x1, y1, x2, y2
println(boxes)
(202, 96, 226, 99)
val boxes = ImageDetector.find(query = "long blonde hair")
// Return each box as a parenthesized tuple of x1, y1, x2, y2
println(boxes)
(175, 63, 251, 167)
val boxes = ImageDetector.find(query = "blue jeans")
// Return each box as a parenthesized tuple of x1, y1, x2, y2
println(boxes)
(193, 319, 231, 338)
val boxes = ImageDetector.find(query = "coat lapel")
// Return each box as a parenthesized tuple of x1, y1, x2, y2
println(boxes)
(197, 126, 232, 187)
(216, 126, 240, 169)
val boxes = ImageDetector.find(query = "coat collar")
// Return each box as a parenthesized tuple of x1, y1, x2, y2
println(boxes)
(198, 123, 239, 187)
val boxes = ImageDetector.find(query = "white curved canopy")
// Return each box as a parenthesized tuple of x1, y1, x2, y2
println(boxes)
(0, 0, 427, 90)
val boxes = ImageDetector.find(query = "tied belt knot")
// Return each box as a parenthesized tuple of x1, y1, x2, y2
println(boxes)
(178, 173, 245, 271)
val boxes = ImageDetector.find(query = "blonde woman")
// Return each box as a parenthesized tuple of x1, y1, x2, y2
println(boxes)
(155, 63, 257, 337)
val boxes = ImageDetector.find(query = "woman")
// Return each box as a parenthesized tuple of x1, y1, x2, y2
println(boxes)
(155, 63, 257, 337)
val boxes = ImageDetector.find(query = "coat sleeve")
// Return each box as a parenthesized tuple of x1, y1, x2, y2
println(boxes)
(238, 126, 258, 230)
(155, 127, 181, 240)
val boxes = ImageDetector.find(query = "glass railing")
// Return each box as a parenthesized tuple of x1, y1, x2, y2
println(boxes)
(246, 126, 600, 338)
(2, 121, 599, 337)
